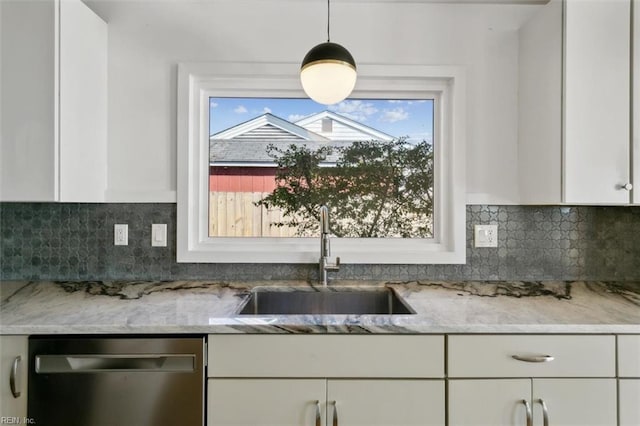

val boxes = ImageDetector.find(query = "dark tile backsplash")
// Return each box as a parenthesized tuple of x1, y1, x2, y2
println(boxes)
(1, 203, 639, 281)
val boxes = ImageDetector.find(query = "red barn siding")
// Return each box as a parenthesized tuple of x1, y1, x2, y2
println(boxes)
(210, 167, 277, 192)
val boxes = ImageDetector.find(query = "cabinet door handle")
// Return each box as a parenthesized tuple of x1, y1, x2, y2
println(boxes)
(536, 399, 549, 426)
(512, 355, 554, 363)
(314, 400, 321, 426)
(10, 356, 21, 398)
(621, 183, 633, 191)
(521, 399, 532, 426)
(331, 401, 338, 426)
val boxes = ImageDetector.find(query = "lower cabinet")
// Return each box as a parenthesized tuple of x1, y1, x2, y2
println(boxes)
(618, 335, 640, 426)
(448, 335, 618, 426)
(207, 335, 446, 426)
(208, 379, 444, 426)
(619, 379, 640, 426)
(0, 335, 28, 420)
(449, 379, 617, 426)
(205, 333, 631, 426)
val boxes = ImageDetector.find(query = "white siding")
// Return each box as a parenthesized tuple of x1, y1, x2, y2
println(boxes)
(301, 119, 384, 141)
(234, 124, 304, 140)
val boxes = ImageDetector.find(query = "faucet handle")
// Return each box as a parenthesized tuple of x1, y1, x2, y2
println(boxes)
(325, 256, 340, 272)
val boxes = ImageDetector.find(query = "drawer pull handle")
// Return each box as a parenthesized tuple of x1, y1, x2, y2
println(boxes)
(521, 399, 532, 426)
(10, 356, 21, 398)
(331, 401, 338, 426)
(512, 355, 554, 363)
(315, 400, 321, 426)
(537, 398, 549, 426)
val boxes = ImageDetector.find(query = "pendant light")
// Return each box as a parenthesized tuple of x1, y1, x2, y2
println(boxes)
(300, 0, 357, 105)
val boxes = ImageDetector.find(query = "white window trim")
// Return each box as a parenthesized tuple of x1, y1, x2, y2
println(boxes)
(177, 62, 466, 264)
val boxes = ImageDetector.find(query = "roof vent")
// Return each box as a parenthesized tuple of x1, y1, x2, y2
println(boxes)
(322, 117, 333, 133)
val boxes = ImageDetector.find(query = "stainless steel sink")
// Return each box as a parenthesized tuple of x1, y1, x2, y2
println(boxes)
(236, 287, 415, 315)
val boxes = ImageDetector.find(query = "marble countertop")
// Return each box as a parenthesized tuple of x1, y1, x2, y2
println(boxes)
(1, 280, 639, 334)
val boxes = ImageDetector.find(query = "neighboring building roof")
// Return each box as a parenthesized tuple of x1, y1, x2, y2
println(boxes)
(210, 113, 328, 141)
(294, 111, 394, 142)
(210, 138, 352, 167)
(209, 110, 395, 166)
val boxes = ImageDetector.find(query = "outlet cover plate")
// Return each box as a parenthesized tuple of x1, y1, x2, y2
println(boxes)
(114, 224, 128, 246)
(474, 224, 498, 248)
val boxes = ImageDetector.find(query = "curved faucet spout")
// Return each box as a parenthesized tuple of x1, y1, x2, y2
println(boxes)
(320, 205, 330, 234)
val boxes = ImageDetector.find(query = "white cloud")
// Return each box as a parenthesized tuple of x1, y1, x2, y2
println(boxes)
(262, 107, 272, 114)
(288, 113, 309, 122)
(387, 100, 428, 105)
(234, 105, 248, 114)
(328, 100, 378, 122)
(209, 100, 218, 108)
(380, 107, 409, 123)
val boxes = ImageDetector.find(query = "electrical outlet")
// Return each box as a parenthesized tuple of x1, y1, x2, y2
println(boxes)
(114, 224, 128, 246)
(474, 224, 498, 248)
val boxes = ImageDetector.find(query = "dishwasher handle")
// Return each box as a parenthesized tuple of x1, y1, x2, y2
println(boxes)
(35, 354, 195, 373)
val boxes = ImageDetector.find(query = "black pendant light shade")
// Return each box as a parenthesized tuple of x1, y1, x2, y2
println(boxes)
(301, 42, 357, 71)
(299, 0, 357, 105)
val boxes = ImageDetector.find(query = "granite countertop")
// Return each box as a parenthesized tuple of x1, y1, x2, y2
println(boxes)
(1, 280, 639, 335)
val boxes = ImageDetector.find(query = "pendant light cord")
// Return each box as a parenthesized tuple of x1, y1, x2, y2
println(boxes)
(327, 0, 331, 42)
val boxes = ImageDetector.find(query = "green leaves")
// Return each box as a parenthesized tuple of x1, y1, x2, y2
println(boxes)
(256, 139, 434, 238)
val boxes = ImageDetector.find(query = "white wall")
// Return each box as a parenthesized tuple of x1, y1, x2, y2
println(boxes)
(86, 0, 540, 204)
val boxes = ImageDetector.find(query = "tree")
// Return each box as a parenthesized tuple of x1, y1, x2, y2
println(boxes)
(256, 138, 434, 238)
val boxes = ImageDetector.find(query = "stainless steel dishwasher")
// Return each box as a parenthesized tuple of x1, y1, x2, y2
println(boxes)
(28, 336, 205, 426)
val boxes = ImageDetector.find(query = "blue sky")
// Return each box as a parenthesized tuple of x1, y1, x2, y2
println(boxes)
(209, 97, 434, 143)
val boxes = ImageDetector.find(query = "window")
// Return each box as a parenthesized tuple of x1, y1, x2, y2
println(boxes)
(208, 97, 435, 239)
(177, 63, 466, 264)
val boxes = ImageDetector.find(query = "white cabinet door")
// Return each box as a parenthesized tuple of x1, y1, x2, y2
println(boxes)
(0, 0, 57, 201)
(449, 379, 531, 426)
(619, 379, 640, 426)
(58, 0, 107, 202)
(563, 0, 631, 204)
(0, 0, 107, 202)
(0, 336, 28, 420)
(532, 379, 617, 426)
(208, 379, 326, 426)
(327, 379, 444, 426)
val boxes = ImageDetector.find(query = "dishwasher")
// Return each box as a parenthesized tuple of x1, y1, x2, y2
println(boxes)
(27, 336, 205, 426)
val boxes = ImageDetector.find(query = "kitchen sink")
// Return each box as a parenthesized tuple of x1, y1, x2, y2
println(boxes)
(236, 287, 415, 315)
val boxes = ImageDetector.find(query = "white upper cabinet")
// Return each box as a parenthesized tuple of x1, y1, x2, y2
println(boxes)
(519, 0, 633, 205)
(564, 0, 631, 204)
(0, 0, 107, 202)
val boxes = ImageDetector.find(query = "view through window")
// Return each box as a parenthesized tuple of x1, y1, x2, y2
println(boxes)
(209, 97, 435, 239)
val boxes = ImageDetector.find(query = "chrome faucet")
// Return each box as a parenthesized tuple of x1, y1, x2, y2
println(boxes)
(319, 205, 340, 286)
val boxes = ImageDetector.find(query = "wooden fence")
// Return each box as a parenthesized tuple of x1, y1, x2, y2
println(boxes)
(209, 191, 299, 237)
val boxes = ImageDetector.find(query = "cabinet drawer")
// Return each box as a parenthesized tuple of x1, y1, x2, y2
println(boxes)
(208, 335, 444, 378)
(448, 335, 615, 377)
(618, 335, 640, 377)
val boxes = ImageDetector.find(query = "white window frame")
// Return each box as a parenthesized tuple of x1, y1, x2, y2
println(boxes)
(177, 62, 466, 264)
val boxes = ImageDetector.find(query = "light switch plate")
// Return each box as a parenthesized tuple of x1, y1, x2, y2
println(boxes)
(114, 224, 128, 246)
(151, 224, 167, 247)
(474, 224, 498, 248)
